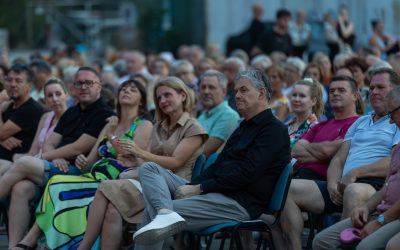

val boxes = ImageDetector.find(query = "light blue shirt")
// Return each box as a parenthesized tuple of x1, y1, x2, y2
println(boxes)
(342, 114, 400, 176)
(198, 101, 240, 142)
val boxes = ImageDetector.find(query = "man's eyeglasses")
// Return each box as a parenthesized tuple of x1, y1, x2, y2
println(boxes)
(73, 80, 99, 89)
(388, 105, 400, 119)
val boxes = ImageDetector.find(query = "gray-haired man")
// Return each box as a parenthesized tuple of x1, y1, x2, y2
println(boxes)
(133, 69, 291, 249)
(198, 70, 240, 157)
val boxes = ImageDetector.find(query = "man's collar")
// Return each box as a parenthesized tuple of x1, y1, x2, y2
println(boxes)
(241, 108, 273, 126)
(204, 101, 227, 117)
(365, 111, 390, 124)
(12, 97, 32, 109)
(79, 98, 102, 112)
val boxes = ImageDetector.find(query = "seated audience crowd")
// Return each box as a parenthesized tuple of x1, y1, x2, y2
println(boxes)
(2, 7, 400, 250)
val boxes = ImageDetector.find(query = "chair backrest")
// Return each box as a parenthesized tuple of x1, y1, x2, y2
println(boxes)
(267, 162, 292, 213)
(204, 152, 219, 170)
(191, 154, 206, 181)
(191, 152, 219, 182)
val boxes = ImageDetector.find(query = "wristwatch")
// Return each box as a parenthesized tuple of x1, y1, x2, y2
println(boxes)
(377, 214, 385, 225)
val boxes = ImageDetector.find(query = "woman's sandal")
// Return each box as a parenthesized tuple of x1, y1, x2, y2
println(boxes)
(14, 243, 36, 250)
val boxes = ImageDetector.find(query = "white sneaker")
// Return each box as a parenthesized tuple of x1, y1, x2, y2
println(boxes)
(133, 212, 186, 245)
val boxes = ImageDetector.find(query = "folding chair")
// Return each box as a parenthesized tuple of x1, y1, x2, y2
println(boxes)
(191, 154, 206, 181)
(191, 162, 293, 250)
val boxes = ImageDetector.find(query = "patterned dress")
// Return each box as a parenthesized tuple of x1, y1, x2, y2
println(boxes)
(286, 113, 318, 148)
(35, 118, 144, 250)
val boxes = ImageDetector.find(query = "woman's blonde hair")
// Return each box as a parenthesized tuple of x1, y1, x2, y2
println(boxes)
(153, 76, 194, 121)
(293, 78, 324, 118)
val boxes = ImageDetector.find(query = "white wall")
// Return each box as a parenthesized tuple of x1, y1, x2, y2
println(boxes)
(205, 0, 400, 54)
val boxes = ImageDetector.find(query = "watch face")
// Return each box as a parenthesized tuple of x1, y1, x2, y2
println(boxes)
(377, 214, 385, 224)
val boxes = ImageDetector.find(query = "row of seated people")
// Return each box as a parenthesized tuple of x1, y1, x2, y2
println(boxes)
(122, 66, 400, 249)
(0, 66, 258, 250)
(0, 65, 115, 249)
(0, 47, 385, 129)
(0, 65, 285, 249)
(2, 63, 400, 249)
(274, 67, 400, 249)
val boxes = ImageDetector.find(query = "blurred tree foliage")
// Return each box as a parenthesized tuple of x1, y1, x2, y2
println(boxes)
(136, 0, 165, 51)
(0, 0, 46, 48)
(0, 0, 205, 53)
(136, 0, 205, 54)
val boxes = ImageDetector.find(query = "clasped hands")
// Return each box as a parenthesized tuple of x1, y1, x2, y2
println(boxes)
(116, 140, 143, 158)
(328, 170, 358, 206)
(350, 205, 381, 239)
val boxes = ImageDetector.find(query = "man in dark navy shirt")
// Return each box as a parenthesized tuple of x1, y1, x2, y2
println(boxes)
(0, 66, 115, 248)
(133, 69, 291, 248)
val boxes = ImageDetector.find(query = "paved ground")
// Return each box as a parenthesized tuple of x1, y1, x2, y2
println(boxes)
(0, 228, 313, 249)
(0, 233, 7, 249)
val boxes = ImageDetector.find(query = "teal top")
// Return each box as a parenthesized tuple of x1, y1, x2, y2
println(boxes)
(198, 101, 240, 141)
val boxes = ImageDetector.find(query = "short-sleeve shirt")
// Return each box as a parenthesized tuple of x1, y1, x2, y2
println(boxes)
(343, 114, 400, 176)
(149, 112, 207, 180)
(0, 98, 44, 160)
(301, 116, 359, 178)
(375, 144, 400, 214)
(197, 101, 239, 142)
(54, 98, 115, 150)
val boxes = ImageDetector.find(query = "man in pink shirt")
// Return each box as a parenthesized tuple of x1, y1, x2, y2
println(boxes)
(291, 75, 360, 180)
(313, 86, 400, 249)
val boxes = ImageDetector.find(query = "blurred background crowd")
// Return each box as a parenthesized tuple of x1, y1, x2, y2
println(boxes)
(0, 0, 399, 119)
(1, 1, 400, 249)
